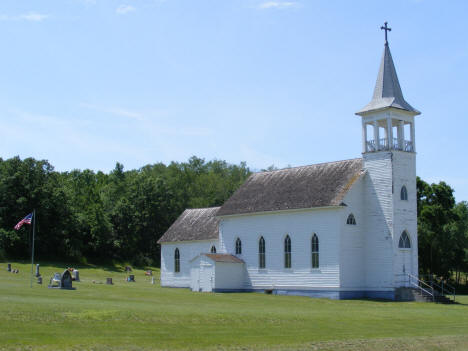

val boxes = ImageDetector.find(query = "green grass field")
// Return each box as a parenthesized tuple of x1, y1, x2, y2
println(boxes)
(0, 261, 467, 351)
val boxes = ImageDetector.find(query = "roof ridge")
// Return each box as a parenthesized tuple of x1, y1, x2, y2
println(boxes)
(184, 206, 221, 211)
(254, 158, 362, 175)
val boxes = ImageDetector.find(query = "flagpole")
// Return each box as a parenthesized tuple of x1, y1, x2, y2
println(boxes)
(30, 209, 35, 288)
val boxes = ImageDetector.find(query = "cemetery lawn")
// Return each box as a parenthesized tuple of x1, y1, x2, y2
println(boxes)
(0, 262, 467, 351)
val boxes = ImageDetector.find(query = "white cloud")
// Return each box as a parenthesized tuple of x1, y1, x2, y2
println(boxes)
(80, 103, 144, 121)
(258, 1, 299, 9)
(0, 12, 49, 22)
(19, 12, 49, 22)
(116, 4, 136, 15)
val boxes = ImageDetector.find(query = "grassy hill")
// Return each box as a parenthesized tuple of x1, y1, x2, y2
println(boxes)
(0, 261, 467, 351)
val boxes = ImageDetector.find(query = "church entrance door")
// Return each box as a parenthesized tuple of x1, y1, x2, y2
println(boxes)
(398, 249, 412, 287)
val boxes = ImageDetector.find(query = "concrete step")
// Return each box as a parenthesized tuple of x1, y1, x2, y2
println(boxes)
(395, 287, 454, 303)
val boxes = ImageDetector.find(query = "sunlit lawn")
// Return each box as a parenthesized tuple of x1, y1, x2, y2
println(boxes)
(0, 261, 467, 351)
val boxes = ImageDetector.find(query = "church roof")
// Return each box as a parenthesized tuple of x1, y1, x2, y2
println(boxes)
(356, 43, 420, 115)
(158, 207, 220, 243)
(217, 158, 364, 217)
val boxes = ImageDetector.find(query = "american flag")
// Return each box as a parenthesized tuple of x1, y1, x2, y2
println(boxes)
(14, 213, 33, 230)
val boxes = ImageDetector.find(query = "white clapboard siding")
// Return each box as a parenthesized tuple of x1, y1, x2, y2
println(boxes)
(391, 151, 418, 282)
(363, 151, 397, 288)
(340, 176, 366, 288)
(160, 240, 218, 288)
(219, 208, 342, 289)
(214, 262, 245, 290)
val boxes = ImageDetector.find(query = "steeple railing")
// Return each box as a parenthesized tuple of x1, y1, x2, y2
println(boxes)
(365, 138, 414, 152)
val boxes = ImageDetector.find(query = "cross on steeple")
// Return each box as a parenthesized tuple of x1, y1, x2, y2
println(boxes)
(381, 22, 391, 44)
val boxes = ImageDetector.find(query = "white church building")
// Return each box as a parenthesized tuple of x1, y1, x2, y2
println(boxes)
(158, 26, 420, 300)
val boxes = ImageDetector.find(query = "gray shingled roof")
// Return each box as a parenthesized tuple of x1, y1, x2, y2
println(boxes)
(204, 254, 244, 263)
(356, 43, 420, 115)
(158, 207, 220, 243)
(217, 158, 364, 217)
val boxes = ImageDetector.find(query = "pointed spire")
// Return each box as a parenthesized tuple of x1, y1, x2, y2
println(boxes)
(357, 37, 420, 115)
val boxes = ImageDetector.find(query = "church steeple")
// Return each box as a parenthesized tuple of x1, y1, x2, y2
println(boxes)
(356, 23, 421, 154)
(357, 23, 420, 115)
(357, 44, 420, 115)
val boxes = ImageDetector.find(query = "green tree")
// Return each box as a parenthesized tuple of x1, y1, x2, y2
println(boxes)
(417, 177, 457, 279)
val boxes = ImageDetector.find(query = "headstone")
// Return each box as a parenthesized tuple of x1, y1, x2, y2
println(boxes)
(35, 264, 40, 277)
(7, 263, 11, 272)
(127, 275, 135, 282)
(106, 278, 113, 285)
(151, 277, 155, 285)
(125, 266, 132, 272)
(73, 270, 80, 282)
(37, 276, 43, 284)
(61, 270, 73, 289)
(145, 270, 153, 276)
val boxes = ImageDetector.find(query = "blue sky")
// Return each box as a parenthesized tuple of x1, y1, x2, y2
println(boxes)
(1, 0, 467, 201)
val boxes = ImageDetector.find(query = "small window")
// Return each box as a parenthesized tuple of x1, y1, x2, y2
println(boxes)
(398, 231, 411, 248)
(346, 214, 356, 225)
(235, 238, 242, 255)
(174, 248, 180, 273)
(311, 234, 319, 268)
(259, 236, 266, 269)
(401, 186, 408, 200)
(284, 235, 291, 268)
(210, 245, 216, 253)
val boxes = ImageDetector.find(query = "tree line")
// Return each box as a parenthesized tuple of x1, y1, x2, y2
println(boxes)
(0, 156, 467, 283)
(0, 156, 250, 266)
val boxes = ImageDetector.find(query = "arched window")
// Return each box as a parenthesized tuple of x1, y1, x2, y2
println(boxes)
(346, 213, 356, 225)
(311, 234, 319, 268)
(398, 231, 411, 248)
(174, 248, 180, 273)
(401, 186, 408, 200)
(210, 245, 216, 253)
(235, 238, 242, 255)
(284, 235, 291, 268)
(259, 236, 266, 269)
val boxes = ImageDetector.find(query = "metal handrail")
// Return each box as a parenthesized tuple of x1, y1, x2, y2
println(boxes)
(409, 281, 434, 298)
(422, 275, 456, 302)
(407, 273, 435, 302)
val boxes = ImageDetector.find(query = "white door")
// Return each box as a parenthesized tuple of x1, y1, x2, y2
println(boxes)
(190, 267, 200, 292)
(200, 264, 213, 292)
(399, 249, 412, 287)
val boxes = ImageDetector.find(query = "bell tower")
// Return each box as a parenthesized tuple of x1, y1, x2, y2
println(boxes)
(356, 23, 420, 295)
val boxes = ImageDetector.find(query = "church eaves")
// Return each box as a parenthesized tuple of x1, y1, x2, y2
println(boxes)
(356, 43, 420, 116)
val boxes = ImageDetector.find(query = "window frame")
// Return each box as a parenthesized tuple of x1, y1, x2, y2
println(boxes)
(311, 234, 319, 269)
(235, 238, 242, 255)
(346, 213, 357, 225)
(284, 235, 292, 269)
(259, 236, 266, 269)
(401, 186, 408, 201)
(398, 231, 411, 249)
(174, 248, 180, 273)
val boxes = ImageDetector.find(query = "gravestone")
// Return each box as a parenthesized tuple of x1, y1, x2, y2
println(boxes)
(61, 270, 73, 289)
(7, 263, 11, 272)
(35, 264, 40, 277)
(73, 270, 80, 282)
(127, 275, 135, 282)
(125, 266, 132, 272)
(106, 278, 113, 285)
(37, 276, 43, 284)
